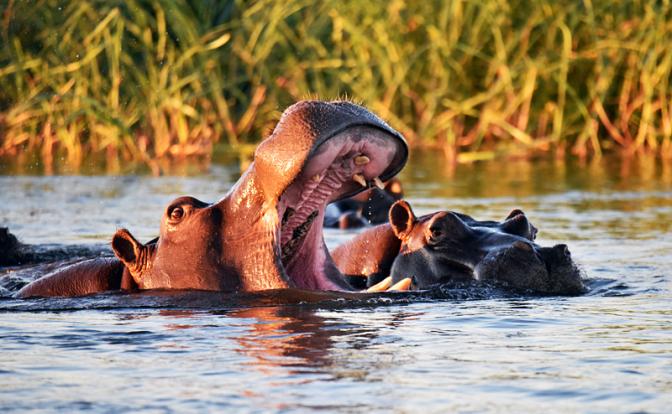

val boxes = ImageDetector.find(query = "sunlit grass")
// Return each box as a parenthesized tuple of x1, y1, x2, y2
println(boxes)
(1, 0, 671, 172)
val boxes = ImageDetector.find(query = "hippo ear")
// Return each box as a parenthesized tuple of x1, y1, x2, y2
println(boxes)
(502, 212, 537, 240)
(389, 200, 417, 240)
(506, 209, 525, 220)
(112, 229, 144, 269)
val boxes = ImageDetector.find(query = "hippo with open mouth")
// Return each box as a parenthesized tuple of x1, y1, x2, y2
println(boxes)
(333, 200, 586, 295)
(14, 100, 585, 299)
(16, 100, 408, 298)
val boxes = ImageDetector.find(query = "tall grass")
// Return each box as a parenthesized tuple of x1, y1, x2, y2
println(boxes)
(1, 0, 671, 172)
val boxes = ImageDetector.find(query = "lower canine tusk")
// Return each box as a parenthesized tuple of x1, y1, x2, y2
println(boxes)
(389, 277, 412, 291)
(352, 173, 367, 187)
(366, 276, 392, 292)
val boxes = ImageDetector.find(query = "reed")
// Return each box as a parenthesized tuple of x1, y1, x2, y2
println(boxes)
(1, 0, 671, 171)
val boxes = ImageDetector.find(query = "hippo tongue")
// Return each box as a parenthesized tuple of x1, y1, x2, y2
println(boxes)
(276, 127, 403, 290)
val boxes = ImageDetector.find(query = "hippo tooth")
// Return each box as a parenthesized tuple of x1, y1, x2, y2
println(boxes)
(366, 276, 392, 292)
(388, 277, 412, 291)
(373, 177, 384, 190)
(352, 173, 367, 187)
(354, 155, 370, 165)
(312, 174, 321, 182)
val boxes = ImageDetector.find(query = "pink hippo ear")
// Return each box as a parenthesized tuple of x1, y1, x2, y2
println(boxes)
(111, 229, 144, 271)
(389, 200, 417, 240)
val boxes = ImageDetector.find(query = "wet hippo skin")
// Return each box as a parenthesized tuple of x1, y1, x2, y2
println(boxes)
(16, 100, 409, 298)
(332, 200, 585, 295)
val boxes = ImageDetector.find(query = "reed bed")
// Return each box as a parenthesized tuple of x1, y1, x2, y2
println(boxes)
(1, 0, 671, 171)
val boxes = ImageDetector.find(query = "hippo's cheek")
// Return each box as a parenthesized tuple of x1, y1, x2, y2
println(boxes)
(390, 251, 476, 289)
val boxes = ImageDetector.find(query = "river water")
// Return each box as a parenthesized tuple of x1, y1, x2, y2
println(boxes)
(0, 152, 670, 413)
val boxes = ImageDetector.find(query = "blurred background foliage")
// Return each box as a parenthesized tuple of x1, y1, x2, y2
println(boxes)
(1, 0, 671, 172)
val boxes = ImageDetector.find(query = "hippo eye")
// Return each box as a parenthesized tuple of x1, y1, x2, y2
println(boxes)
(169, 206, 185, 221)
(429, 228, 444, 240)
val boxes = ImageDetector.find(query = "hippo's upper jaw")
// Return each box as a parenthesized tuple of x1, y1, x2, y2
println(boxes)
(222, 100, 408, 291)
(277, 126, 405, 290)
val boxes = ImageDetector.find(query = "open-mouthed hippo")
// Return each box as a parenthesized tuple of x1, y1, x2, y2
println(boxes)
(332, 200, 585, 295)
(16, 100, 409, 298)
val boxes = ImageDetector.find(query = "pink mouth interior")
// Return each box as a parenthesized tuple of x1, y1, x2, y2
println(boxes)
(276, 126, 402, 290)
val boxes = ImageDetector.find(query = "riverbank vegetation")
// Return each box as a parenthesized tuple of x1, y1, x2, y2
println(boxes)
(1, 0, 671, 172)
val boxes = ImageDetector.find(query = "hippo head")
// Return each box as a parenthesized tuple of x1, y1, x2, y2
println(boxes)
(388, 200, 585, 295)
(112, 100, 408, 292)
(111, 196, 237, 291)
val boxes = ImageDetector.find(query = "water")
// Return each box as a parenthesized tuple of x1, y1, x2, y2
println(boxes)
(1, 152, 671, 413)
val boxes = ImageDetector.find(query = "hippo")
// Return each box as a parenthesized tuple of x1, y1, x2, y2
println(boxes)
(332, 200, 585, 295)
(0, 227, 109, 268)
(0, 227, 24, 266)
(16, 100, 409, 298)
(324, 178, 403, 229)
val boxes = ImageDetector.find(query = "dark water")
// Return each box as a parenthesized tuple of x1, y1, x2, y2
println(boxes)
(1, 152, 671, 413)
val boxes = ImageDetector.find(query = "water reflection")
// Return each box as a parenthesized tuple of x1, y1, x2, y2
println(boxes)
(145, 305, 426, 383)
(1, 152, 671, 412)
(226, 306, 338, 374)
(142, 306, 368, 376)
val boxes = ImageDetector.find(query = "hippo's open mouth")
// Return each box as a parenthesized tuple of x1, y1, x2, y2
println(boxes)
(276, 126, 406, 290)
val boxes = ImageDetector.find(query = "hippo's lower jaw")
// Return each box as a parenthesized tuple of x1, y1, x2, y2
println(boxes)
(275, 127, 404, 290)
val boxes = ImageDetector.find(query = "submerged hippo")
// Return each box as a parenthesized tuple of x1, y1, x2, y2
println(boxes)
(333, 200, 585, 295)
(324, 178, 403, 229)
(16, 100, 409, 298)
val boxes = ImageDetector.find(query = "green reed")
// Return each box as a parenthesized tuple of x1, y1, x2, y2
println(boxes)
(1, 0, 671, 171)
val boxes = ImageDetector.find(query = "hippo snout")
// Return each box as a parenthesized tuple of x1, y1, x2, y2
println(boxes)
(476, 241, 585, 296)
(537, 244, 586, 295)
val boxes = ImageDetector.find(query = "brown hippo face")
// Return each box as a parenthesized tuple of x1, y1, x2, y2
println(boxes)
(112, 100, 408, 293)
(388, 200, 585, 295)
(111, 196, 239, 291)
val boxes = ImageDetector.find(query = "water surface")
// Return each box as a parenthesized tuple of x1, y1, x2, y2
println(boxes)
(1, 152, 670, 413)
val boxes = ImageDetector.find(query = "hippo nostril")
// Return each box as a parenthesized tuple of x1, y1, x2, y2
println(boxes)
(513, 240, 532, 251)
